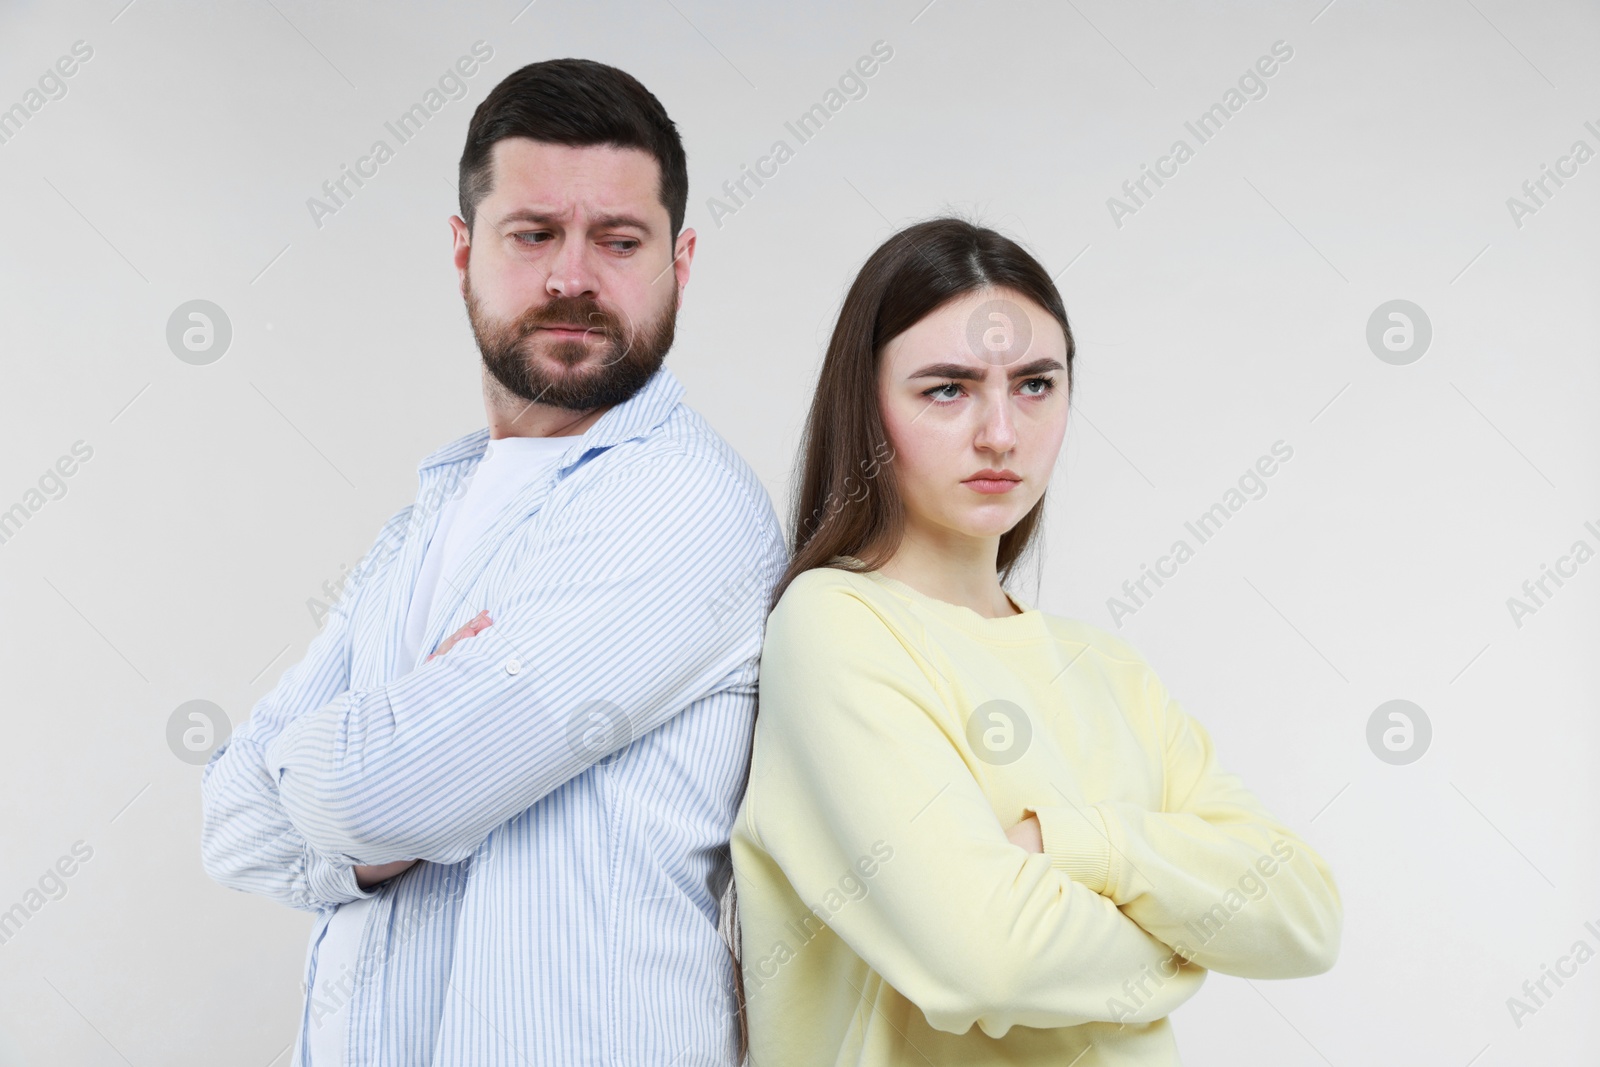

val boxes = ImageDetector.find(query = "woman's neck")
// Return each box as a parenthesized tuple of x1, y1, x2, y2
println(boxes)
(876, 534, 1016, 619)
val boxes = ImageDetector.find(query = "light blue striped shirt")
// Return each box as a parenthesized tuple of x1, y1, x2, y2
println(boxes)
(200, 366, 787, 1066)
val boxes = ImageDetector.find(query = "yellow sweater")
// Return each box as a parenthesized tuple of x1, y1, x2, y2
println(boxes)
(732, 563, 1342, 1066)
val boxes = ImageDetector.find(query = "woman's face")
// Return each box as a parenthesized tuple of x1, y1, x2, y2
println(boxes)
(877, 287, 1070, 547)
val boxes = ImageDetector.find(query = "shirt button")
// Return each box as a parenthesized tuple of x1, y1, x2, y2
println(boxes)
(504, 657, 521, 676)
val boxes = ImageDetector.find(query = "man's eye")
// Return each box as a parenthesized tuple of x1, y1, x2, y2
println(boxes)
(606, 239, 639, 252)
(512, 231, 550, 245)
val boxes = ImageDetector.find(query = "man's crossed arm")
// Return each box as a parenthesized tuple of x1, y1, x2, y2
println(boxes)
(200, 507, 413, 911)
(261, 451, 777, 870)
(204, 451, 778, 903)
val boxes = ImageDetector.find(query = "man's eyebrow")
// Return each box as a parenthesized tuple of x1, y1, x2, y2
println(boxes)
(591, 213, 654, 237)
(907, 357, 1066, 381)
(495, 208, 654, 237)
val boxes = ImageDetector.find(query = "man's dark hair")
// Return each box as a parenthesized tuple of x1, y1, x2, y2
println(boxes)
(458, 58, 688, 241)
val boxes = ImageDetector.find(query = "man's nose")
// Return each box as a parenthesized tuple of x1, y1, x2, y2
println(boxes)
(545, 237, 599, 299)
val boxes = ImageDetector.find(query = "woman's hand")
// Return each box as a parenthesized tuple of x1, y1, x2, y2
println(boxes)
(1005, 814, 1043, 853)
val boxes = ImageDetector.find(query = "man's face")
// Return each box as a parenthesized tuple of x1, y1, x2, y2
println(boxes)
(452, 138, 694, 412)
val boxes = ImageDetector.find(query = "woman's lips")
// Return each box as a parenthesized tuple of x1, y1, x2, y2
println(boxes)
(963, 477, 1021, 494)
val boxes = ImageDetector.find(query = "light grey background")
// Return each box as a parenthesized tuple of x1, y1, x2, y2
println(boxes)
(1, 0, 1596, 1063)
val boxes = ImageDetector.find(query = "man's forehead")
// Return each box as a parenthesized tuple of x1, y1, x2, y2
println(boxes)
(486, 139, 660, 212)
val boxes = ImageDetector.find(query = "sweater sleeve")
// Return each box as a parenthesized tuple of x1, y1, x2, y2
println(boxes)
(748, 577, 1207, 1039)
(1027, 665, 1342, 979)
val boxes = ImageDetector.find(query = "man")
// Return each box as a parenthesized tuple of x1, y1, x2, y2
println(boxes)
(201, 58, 785, 1066)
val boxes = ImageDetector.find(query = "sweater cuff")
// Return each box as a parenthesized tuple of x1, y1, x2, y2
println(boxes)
(1026, 804, 1113, 896)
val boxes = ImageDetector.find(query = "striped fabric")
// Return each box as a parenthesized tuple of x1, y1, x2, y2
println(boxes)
(201, 365, 787, 1066)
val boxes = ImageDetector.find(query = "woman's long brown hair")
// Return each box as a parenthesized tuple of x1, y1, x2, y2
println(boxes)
(722, 216, 1077, 1059)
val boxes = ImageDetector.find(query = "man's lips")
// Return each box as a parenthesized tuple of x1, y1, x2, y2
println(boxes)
(527, 324, 611, 350)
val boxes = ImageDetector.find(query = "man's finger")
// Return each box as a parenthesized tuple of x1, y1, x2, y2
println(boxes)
(428, 610, 494, 661)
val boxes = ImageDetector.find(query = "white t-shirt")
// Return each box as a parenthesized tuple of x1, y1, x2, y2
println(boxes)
(302, 433, 572, 1066)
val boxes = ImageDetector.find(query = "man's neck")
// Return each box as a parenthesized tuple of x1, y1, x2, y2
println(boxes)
(483, 380, 611, 440)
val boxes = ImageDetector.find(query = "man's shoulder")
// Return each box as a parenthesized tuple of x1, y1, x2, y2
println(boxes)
(584, 401, 778, 522)
(416, 426, 491, 473)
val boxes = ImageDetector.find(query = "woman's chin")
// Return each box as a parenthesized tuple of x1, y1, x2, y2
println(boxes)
(946, 509, 1028, 539)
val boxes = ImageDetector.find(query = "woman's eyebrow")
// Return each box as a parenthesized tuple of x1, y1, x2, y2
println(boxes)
(908, 357, 1065, 381)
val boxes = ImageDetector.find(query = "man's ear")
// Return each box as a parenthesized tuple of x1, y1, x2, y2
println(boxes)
(671, 227, 697, 308)
(449, 215, 472, 298)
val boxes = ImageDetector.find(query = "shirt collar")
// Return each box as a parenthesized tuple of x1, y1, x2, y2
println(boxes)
(416, 364, 687, 475)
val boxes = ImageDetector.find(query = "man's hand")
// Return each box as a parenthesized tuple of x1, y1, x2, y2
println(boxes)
(429, 609, 493, 661)
(354, 859, 418, 888)
(351, 610, 495, 888)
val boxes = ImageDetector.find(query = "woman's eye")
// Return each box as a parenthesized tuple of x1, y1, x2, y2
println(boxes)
(922, 378, 1054, 403)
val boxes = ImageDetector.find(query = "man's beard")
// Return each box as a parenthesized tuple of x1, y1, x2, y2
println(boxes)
(465, 272, 677, 412)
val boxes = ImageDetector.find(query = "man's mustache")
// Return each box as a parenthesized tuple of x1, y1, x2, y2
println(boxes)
(521, 303, 620, 338)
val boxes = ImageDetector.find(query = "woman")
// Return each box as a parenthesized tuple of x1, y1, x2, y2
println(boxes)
(728, 218, 1342, 1065)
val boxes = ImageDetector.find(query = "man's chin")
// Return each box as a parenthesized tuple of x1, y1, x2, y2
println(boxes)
(522, 335, 616, 371)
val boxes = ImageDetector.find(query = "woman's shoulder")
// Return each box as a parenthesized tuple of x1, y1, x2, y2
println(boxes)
(1037, 611, 1158, 676)
(762, 564, 926, 663)
(757, 566, 940, 718)
(770, 563, 890, 626)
